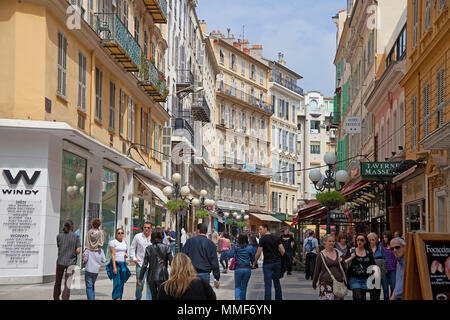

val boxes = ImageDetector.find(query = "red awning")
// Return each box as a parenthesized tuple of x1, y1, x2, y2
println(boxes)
(341, 181, 370, 195)
(299, 207, 328, 222)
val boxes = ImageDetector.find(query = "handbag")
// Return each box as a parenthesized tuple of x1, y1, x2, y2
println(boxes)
(320, 250, 349, 299)
(229, 246, 237, 271)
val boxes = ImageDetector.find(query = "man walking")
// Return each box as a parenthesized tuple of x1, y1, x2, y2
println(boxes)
(53, 220, 81, 300)
(280, 226, 295, 275)
(302, 230, 319, 280)
(211, 227, 219, 250)
(253, 223, 285, 300)
(130, 221, 153, 300)
(181, 223, 220, 288)
(390, 237, 406, 300)
(167, 227, 176, 256)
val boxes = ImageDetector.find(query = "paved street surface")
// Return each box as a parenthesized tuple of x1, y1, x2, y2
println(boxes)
(0, 264, 353, 300)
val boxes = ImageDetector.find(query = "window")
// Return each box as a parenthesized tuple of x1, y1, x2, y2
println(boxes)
(57, 32, 67, 97)
(230, 53, 236, 70)
(134, 16, 139, 42)
(271, 95, 276, 113)
(119, 91, 125, 136)
(424, 83, 430, 137)
(154, 121, 160, 160)
(292, 105, 296, 124)
(146, 113, 151, 154)
(88, 0, 94, 26)
(144, 30, 148, 58)
(286, 102, 289, 121)
(310, 141, 320, 154)
(140, 108, 145, 150)
(123, 0, 128, 29)
(78, 52, 87, 111)
(260, 69, 264, 84)
(413, 0, 418, 47)
(127, 97, 134, 142)
(250, 64, 256, 80)
(412, 97, 417, 151)
(95, 67, 102, 121)
(241, 83, 245, 100)
(437, 68, 445, 128)
(441, 0, 446, 10)
(109, 81, 115, 130)
(310, 120, 320, 133)
(219, 48, 225, 64)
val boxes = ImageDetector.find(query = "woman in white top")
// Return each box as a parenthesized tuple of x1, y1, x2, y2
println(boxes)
(109, 228, 131, 300)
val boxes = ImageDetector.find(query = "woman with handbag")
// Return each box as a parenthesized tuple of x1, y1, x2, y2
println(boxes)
(368, 232, 386, 300)
(312, 234, 348, 300)
(107, 228, 131, 300)
(138, 227, 173, 298)
(345, 233, 377, 300)
(227, 233, 255, 300)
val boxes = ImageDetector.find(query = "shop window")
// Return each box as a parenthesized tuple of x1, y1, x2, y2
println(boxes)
(102, 168, 118, 261)
(405, 201, 425, 233)
(59, 150, 87, 265)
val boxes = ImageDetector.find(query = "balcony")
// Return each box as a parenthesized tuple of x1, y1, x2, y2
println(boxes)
(176, 69, 195, 96)
(217, 83, 272, 113)
(142, 0, 167, 23)
(95, 13, 141, 72)
(172, 118, 193, 145)
(138, 57, 167, 102)
(192, 91, 211, 123)
(270, 77, 304, 96)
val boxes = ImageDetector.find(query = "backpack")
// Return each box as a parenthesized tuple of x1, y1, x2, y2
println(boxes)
(305, 238, 313, 253)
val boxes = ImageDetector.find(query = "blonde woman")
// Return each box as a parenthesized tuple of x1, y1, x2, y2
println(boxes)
(157, 253, 216, 300)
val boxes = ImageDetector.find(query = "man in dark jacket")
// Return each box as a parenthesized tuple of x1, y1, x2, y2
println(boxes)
(181, 223, 220, 288)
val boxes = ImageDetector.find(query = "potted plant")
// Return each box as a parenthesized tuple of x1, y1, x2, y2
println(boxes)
(316, 191, 345, 209)
(166, 200, 188, 212)
(195, 209, 209, 219)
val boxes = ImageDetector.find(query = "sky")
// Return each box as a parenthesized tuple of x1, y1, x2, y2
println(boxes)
(197, 0, 346, 97)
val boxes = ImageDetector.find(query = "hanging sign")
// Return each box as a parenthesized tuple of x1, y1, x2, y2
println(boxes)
(345, 116, 361, 133)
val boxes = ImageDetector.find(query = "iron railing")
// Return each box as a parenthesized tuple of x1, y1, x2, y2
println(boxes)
(177, 69, 194, 85)
(138, 57, 167, 102)
(142, 0, 167, 23)
(95, 13, 141, 68)
(192, 91, 211, 122)
(270, 76, 304, 95)
(217, 83, 272, 113)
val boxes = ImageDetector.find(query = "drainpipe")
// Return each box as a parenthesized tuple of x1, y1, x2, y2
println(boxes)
(89, 50, 96, 136)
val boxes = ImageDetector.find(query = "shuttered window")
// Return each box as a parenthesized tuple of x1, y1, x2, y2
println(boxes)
(57, 32, 67, 97)
(119, 90, 125, 137)
(412, 97, 417, 151)
(78, 52, 87, 111)
(437, 69, 444, 128)
(424, 83, 430, 137)
(95, 67, 103, 121)
(109, 81, 115, 130)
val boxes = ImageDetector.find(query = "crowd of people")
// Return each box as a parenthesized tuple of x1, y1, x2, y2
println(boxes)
(53, 218, 407, 301)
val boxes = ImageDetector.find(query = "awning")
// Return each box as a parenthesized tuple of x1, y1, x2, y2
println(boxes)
(392, 165, 417, 183)
(341, 181, 370, 197)
(249, 213, 282, 223)
(296, 201, 321, 215)
(300, 206, 327, 220)
(134, 174, 168, 204)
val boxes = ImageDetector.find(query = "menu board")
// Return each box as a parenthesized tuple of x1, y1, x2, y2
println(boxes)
(424, 241, 450, 300)
(0, 200, 41, 269)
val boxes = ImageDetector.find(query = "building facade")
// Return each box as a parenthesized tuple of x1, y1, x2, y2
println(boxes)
(0, 0, 170, 284)
(399, 0, 449, 234)
(264, 53, 304, 223)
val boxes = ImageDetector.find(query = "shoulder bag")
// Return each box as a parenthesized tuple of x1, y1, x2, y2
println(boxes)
(320, 250, 349, 299)
(229, 245, 237, 271)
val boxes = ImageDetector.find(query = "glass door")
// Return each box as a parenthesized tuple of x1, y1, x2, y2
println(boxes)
(102, 168, 118, 262)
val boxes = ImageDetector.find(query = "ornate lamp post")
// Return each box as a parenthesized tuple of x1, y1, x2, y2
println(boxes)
(162, 173, 191, 254)
(309, 152, 350, 234)
(191, 189, 215, 229)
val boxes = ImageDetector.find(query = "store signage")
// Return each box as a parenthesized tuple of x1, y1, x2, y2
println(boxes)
(361, 162, 401, 177)
(345, 116, 361, 133)
(2, 170, 41, 195)
(424, 241, 450, 300)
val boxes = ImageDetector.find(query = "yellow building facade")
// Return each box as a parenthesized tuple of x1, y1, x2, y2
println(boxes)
(0, 0, 170, 283)
(400, 0, 449, 233)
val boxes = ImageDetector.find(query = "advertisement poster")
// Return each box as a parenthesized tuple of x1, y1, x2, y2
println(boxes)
(424, 241, 450, 300)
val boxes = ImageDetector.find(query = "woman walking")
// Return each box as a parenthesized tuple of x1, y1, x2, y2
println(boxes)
(83, 218, 106, 300)
(219, 233, 231, 273)
(335, 232, 351, 260)
(227, 233, 255, 300)
(381, 231, 397, 300)
(107, 228, 131, 300)
(368, 232, 386, 300)
(345, 233, 376, 300)
(138, 227, 173, 299)
(157, 253, 216, 300)
(312, 234, 348, 300)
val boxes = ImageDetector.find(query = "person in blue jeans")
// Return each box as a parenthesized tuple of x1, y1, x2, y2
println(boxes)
(253, 223, 285, 300)
(228, 233, 255, 300)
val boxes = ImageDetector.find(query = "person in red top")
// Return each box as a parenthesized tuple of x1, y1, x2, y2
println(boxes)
(219, 233, 231, 273)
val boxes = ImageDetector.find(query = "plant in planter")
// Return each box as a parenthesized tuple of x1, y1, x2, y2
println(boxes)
(195, 209, 210, 219)
(316, 191, 345, 209)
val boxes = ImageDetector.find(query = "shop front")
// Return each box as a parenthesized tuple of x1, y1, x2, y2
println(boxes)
(0, 120, 139, 284)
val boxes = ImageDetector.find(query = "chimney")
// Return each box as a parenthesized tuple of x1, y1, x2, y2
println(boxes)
(233, 42, 242, 50)
(250, 44, 263, 59)
(199, 20, 207, 34)
(277, 52, 286, 66)
(227, 28, 231, 38)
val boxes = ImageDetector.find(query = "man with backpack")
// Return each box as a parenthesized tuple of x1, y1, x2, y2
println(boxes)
(302, 230, 319, 280)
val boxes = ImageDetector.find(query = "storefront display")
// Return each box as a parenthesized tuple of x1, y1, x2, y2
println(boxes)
(102, 168, 118, 261)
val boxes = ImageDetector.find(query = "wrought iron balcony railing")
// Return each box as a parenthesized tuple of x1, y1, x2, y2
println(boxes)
(192, 91, 211, 122)
(270, 76, 304, 96)
(95, 13, 141, 72)
(172, 115, 194, 145)
(138, 56, 167, 102)
(217, 83, 272, 113)
(142, 0, 167, 23)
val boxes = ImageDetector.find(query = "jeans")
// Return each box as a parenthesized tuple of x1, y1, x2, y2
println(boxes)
(305, 252, 316, 280)
(135, 264, 152, 300)
(53, 264, 76, 300)
(169, 242, 176, 256)
(112, 261, 128, 300)
(262, 262, 282, 300)
(85, 271, 98, 300)
(382, 270, 396, 300)
(220, 250, 230, 270)
(197, 273, 211, 284)
(234, 268, 252, 300)
(285, 252, 293, 273)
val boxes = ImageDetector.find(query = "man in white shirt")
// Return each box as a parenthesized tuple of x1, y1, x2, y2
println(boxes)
(130, 221, 152, 300)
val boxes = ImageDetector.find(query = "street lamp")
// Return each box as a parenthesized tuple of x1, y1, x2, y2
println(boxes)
(163, 173, 191, 254)
(191, 189, 214, 225)
(309, 152, 349, 234)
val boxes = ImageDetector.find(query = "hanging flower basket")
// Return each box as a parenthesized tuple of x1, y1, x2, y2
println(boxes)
(166, 200, 188, 212)
(316, 191, 345, 209)
(195, 210, 209, 219)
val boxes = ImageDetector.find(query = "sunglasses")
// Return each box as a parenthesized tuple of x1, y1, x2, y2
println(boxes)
(143, 227, 151, 229)
(357, 238, 365, 242)
(393, 245, 401, 250)
(117, 232, 124, 235)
